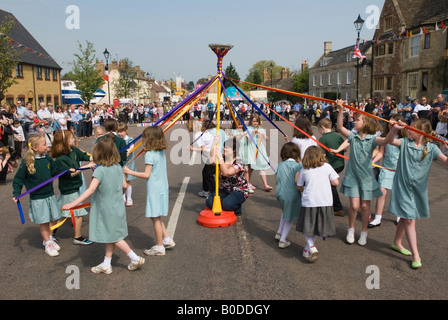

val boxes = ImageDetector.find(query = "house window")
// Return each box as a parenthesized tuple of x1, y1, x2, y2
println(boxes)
(346, 71, 352, 84)
(410, 35, 421, 56)
(313, 75, 317, 87)
(424, 33, 431, 49)
(46, 95, 52, 105)
(385, 16, 393, 31)
(44, 68, 50, 80)
(386, 77, 393, 91)
(320, 75, 323, 86)
(337, 72, 341, 85)
(374, 77, 384, 91)
(52, 69, 58, 81)
(16, 63, 23, 78)
(388, 43, 394, 54)
(407, 72, 418, 98)
(347, 52, 354, 62)
(36, 67, 42, 79)
(422, 72, 429, 91)
(328, 73, 332, 85)
(363, 65, 368, 77)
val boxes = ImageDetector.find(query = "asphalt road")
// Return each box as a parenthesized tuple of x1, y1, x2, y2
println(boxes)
(1, 120, 448, 304)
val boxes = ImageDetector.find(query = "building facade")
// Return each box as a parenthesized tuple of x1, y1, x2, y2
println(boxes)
(1, 9, 62, 111)
(372, 0, 448, 102)
(309, 41, 372, 102)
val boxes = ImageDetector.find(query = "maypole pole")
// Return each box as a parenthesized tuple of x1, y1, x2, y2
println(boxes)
(197, 44, 237, 228)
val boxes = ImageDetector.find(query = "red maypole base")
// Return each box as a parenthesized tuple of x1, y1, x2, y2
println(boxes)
(198, 208, 237, 228)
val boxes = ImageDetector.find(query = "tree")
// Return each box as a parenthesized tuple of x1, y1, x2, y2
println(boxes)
(0, 19, 21, 103)
(113, 58, 138, 99)
(71, 41, 104, 103)
(293, 66, 309, 94)
(223, 62, 240, 88)
(244, 60, 285, 90)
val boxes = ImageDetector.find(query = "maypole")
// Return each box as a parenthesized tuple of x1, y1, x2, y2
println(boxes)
(197, 44, 237, 228)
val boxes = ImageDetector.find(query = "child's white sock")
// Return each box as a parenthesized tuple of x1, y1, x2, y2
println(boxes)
(305, 236, 315, 250)
(277, 215, 286, 234)
(163, 237, 172, 245)
(370, 215, 382, 225)
(102, 256, 112, 268)
(280, 220, 293, 242)
(126, 185, 132, 201)
(127, 250, 139, 264)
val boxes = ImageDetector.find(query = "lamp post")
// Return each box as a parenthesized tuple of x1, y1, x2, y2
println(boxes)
(354, 14, 364, 101)
(270, 62, 273, 88)
(103, 48, 111, 105)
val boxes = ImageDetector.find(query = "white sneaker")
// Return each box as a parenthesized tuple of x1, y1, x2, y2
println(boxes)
(91, 264, 112, 275)
(248, 187, 254, 194)
(126, 199, 133, 207)
(127, 256, 145, 271)
(274, 233, 281, 240)
(43, 237, 60, 251)
(358, 231, 368, 246)
(278, 240, 291, 249)
(163, 239, 176, 249)
(144, 245, 166, 256)
(309, 246, 318, 263)
(346, 228, 355, 244)
(302, 249, 310, 258)
(45, 241, 59, 257)
(198, 191, 211, 198)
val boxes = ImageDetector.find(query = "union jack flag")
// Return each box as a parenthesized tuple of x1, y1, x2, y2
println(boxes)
(353, 39, 366, 61)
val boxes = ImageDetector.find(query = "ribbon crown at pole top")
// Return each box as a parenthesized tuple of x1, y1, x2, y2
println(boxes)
(209, 44, 233, 58)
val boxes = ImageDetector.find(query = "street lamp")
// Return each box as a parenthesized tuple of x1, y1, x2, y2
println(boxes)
(269, 62, 274, 88)
(354, 14, 364, 101)
(103, 48, 111, 105)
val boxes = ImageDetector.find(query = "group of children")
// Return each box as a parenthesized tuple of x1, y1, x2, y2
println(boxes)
(274, 99, 448, 269)
(10, 99, 448, 273)
(12, 118, 174, 274)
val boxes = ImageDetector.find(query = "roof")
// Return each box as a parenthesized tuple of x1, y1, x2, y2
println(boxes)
(392, 0, 448, 28)
(0, 9, 61, 70)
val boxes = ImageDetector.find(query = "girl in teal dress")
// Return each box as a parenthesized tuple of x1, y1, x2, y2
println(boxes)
(63, 137, 145, 274)
(245, 113, 272, 192)
(275, 142, 302, 249)
(117, 123, 136, 207)
(124, 126, 175, 256)
(369, 114, 407, 228)
(384, 119, 448, 269)
(335, 100, 388, 246)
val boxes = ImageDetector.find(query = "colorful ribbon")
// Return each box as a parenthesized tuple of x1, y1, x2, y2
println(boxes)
(51, 203, 91, 230)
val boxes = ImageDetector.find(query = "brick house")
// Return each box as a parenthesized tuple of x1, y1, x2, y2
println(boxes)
(0, 9, 62, 111)
(372, 0, 448, 102)
(309, 41, 372, 102)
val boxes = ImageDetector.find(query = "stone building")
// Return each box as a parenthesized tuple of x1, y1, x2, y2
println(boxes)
(0, 9, 62, 111)
(309, 41, 372, 102)
(372, 0, 448, 102)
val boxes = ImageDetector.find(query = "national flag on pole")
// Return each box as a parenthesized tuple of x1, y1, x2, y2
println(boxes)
(103, 65, 109, 82)
(353, 39, 366, 61)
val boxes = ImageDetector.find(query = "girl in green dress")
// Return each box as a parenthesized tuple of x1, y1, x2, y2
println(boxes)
(384, 119, 448, 269)
(335, 100, 388, 246)
(63, 138, 145, 274)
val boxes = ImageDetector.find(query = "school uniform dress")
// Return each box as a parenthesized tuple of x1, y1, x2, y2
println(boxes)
(389, 138, 441, 219)
(296, 163, 339, 237)
(13, 156, 62, 224)
(124, 136, 136, 181)
(377, 143, 400, 190)
(144, 150, 169, 218)
(89, 165, 128, 243)
(231, 128, 249, 165)
(246, 126, 270, 170)
(340, 132, 383, 200)
(275, 159, 302, 221)
(55, 147, 91, 218)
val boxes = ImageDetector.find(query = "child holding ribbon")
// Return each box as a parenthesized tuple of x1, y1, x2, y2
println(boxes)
(296, 146, 339, 263)
(335, 99, 388, 246)
(123, 126, 175, 256)
(275, 142, 302, 249)
(12, 135, 65, 257)
(384, 118, 448, 269)
(62, 137, 145, 274)
(117, 123, 136, 207)
(50, 130, 95, 245)
(245, 113, 272, 192)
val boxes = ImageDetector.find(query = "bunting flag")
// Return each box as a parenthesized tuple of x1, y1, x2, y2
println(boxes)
(103, 65, 109, 82)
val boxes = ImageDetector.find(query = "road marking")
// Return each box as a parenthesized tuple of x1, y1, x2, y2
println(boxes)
(167, 176, 190, 240)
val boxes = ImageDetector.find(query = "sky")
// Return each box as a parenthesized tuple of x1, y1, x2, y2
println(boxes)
(2, 0, 385, 83)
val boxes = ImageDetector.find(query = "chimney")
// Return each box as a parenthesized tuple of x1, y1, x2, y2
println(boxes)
(301, 60, 308, 72)
(281, 68, 288, 79)
(324, 41, 332, 55)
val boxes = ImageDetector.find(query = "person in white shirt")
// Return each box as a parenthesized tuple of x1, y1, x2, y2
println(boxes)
(412, 97, 431, 120)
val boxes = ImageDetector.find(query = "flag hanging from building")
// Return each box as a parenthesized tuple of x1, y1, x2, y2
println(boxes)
(103, 65, 109, 82)
(353, 39, 366, 61)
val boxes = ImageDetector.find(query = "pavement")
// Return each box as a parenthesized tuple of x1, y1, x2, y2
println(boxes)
(1, 120, 448, 304)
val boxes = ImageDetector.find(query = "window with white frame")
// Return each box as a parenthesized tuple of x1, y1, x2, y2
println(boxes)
(347, 71, 352, 84)
(337, 72, 341, 85)
(313, 75, 317, 87)
(410, 35, 421, 57)
(407, 72, 418, 98)
(328, 73, 332, 85)
(320, 75, 323, 86)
